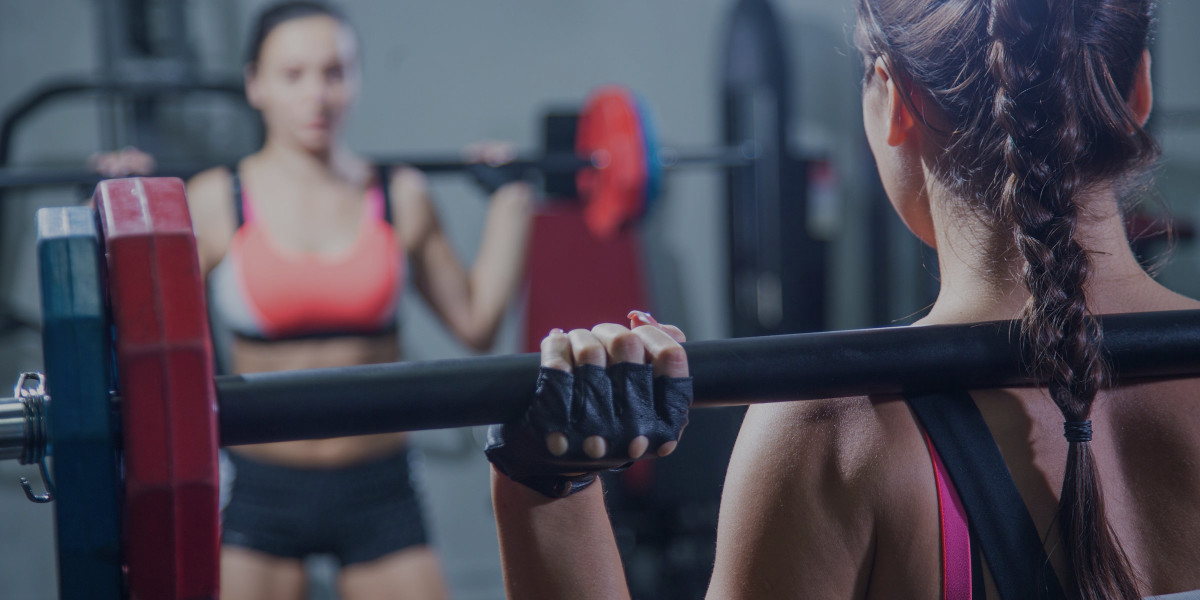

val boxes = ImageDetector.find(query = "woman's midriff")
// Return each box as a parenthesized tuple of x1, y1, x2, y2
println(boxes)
(226, 332, 409, 468)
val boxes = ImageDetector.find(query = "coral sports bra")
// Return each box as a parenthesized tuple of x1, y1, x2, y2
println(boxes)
(209, 167, 402, 340)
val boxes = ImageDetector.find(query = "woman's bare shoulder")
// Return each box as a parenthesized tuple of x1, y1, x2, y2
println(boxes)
(184, 166, 236, 273)
(734, 396, 924, 483)
(709, 396, 936, 597)
(185, 167, 236, 234)
(186, 166, 233, 206)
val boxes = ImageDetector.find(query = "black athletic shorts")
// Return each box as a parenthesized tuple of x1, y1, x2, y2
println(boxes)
(221, 448, 430, 566)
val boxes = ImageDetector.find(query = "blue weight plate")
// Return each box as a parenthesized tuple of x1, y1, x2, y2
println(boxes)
(634, 94, 662, 217)
(37, 206, 123, 600)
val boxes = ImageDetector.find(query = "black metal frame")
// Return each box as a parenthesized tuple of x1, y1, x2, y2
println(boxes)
(722, 0, 826, 338)
(0, 77, 250, 167)
(0, 76, 255, 333)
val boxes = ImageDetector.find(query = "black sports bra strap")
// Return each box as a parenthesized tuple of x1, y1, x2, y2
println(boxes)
(231, 170, 245, 228)
(377, 164, 394, 225)
(232, 167, 393, 228)
(907, 391, 1067, 600)
(971, 526, 986, 599)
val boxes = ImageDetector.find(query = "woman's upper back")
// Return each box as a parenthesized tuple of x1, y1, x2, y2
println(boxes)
(711, 290, 1200, 599)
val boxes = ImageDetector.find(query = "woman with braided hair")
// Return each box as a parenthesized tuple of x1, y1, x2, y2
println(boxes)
(484, 0, 1200, 598)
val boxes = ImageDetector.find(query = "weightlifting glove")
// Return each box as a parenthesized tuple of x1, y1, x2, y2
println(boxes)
(485, 363, 692, 498)
(465, 162, 529, 195)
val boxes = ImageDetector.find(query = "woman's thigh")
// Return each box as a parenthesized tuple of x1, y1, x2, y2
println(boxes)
(338, 546, 449, 600)
(220, 546, 307, 600)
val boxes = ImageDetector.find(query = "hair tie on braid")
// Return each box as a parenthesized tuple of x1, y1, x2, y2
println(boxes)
(1064, 420, 1092, 443)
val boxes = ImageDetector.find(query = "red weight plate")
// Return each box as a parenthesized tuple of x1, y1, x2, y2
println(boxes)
(575, 85, 649, 239)
(95, 178, 219, 600)
(522, 203, 651, 352)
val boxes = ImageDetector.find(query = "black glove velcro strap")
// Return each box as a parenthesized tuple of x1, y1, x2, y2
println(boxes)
(465, 162, 528, 195)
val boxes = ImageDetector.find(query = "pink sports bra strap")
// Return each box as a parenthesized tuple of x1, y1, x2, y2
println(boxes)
(923, 430, 973, 600)
(907, 391, 1065, 600)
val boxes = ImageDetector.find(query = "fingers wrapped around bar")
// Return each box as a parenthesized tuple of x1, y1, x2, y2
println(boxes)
(485, 323, 692, 498)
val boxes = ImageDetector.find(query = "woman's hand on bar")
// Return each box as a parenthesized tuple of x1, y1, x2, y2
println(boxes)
(484, 311, 693, 497)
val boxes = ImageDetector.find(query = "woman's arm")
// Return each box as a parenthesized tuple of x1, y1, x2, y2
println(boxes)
(492, 472, 630, 600)
(391, 166, 533, 351)
(489, 319, 690, 599)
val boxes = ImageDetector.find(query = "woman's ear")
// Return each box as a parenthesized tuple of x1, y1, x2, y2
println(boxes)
(874, 56, 917, 147)
(244, 64, 262, 110)
(1128, 49, 1153, 127)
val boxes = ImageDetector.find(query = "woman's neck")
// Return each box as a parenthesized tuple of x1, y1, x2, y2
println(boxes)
(256, 137, 355, 180)
(921, 186, 1159, 325)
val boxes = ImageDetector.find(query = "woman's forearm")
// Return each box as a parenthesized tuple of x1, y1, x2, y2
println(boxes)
(491, 468, 631, 600)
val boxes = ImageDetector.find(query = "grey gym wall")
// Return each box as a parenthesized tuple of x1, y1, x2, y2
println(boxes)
(0, 4, 102, 594)
(1150, 0, 1200, 299)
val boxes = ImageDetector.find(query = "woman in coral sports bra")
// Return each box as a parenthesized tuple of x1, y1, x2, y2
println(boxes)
(480, 0, 1200, 599)
(180, 2, 531, 599)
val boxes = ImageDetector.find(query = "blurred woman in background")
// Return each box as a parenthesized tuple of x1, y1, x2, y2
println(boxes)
(97, 2, 533, 598)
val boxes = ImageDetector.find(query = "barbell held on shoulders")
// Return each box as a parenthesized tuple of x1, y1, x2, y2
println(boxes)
(4, 177, 1200, 600)
(215, 309, 1200, 445)
(6, 307, 1199, 451)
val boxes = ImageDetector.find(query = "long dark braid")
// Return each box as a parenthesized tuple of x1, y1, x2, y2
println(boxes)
(857, 0, 1158, 597)
(988, 1, 1138, 597)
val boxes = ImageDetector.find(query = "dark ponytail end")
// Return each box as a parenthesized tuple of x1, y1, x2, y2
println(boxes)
(1061, 442, 1140, 600)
